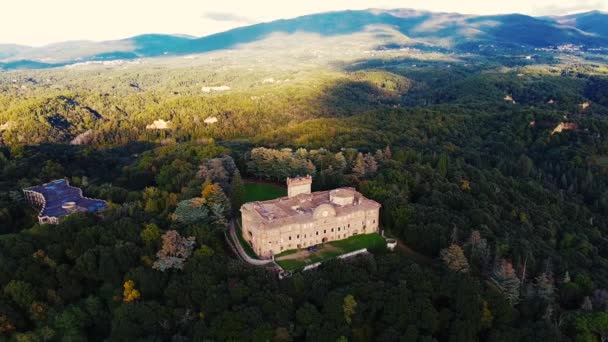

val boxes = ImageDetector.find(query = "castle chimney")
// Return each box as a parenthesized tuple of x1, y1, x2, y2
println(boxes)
(287, 175, 312, 198)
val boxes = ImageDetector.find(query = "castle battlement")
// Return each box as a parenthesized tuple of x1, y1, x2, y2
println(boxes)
(287, 175, 312, 198)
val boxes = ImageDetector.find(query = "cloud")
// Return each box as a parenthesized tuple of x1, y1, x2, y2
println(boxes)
(202, 12, 255, 23)
(530, 0, 607, 15)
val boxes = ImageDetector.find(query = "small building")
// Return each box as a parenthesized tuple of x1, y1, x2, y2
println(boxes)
(241, 176, 381, 258)
(23, 179, 106, 224)
(146, 119, 170, 130)
(504, 95, 516, 104)
(204, 116, 218, 124)
(551, 122, 578, 135)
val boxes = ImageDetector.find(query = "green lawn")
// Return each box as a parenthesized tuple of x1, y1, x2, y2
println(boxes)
(276, 233, 386, 271)
(243, 182, 286, 203)
(235, 219, 259, 259)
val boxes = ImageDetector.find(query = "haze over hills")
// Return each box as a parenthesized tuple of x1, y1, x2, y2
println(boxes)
(1, 8, 608, 70)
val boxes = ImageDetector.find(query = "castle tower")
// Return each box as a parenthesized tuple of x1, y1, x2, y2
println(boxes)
(287, 175, 312, 197)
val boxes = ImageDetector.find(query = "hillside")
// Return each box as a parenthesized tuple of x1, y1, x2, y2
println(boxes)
(548, 10, 608, 37)
(2, 6, 608, 341)
(1, 9, 607, 70)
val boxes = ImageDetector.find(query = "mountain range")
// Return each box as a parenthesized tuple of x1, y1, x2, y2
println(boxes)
(1, 9, 607, 70)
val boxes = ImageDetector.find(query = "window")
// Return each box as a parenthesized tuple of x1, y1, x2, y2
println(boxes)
(316, 232, 319, 236)
(331, 228, 334, 232)
(373, 220, 376, 223)
(297, 234, 300, 238)
(289, 236, 292, 240)
(323, 230, 326, 234)
(338, 227, 341, 231)
(348, 224, 350, 228)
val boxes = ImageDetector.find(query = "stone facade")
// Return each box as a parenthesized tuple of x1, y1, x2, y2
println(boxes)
(240, 176, 381, 258)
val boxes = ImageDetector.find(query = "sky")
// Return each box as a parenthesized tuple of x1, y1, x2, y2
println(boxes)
(2, 0, 607, 46)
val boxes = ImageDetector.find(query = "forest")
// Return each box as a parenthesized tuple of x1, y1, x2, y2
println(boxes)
(1, 47, 608, 341)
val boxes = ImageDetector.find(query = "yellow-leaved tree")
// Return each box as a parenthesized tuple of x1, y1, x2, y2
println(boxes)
(123, 280, 141, 303)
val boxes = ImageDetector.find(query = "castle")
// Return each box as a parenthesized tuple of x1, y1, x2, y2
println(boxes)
(240, 176, 381, 258)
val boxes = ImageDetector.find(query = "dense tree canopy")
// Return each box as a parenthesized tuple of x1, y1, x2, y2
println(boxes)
(0, 50, 608, 340)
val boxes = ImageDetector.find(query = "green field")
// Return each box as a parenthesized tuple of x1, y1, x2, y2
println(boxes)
(243, 182, 287, 203)
(235, 220, 259, 259)
(275, 233, 386, 271)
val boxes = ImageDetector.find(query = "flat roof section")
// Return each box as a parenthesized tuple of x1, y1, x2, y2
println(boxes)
(24, 179, 106, 218)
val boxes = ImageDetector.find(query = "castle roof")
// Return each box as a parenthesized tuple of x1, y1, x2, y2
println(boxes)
(241, 187, 380, 227)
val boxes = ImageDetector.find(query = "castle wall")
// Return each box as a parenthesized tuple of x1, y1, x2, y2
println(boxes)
(242, 207, 380, 258)
(287, 183, 311, 197)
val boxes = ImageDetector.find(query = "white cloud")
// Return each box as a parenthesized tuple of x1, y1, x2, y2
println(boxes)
(0, 0, 606, 46)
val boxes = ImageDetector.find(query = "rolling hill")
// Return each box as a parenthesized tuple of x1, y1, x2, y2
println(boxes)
(1, 9, 608, 70)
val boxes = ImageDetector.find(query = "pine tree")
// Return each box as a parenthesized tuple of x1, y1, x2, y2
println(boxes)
(364, 153, 378, 176)
(383, 145, 392, 160)
(230, 169, 245, 213)
(353, 153, 366, 178)
(374, 149, 384, 163)
(534, 273, 555, 301)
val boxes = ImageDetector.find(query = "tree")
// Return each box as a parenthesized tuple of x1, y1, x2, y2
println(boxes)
(153, 230, 196, 271)
(353, 153, 366, 178)
(173, 198, 210, 225)
(40, 160, 64, 181)
(492, 259, 521, 305)
(572, 312, 608, 342)
(374, 149, 384, 163)
(202, 182, 231, 218)
(436, 153, 449, 178)
(334, 152, 347, 171)
(343, 295, 357, 325)
(364, 153, 378, 176)
(534, 273, 555, 301)
(140, 223, 161, 246)
(383, 145, 392, 159)
(230, 169, 245, 213)
(593, 289, 608, 311)
(581, 296, 593, 311)
(440, 244, 470, 273)
(0, 314, 15, 335)
(123, 280, 141, 303)
(3, 280, 35, 310)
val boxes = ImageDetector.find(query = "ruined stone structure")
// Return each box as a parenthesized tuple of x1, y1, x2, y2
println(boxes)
(23, 179, 106, 224)
(240, 176, 381, 258)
